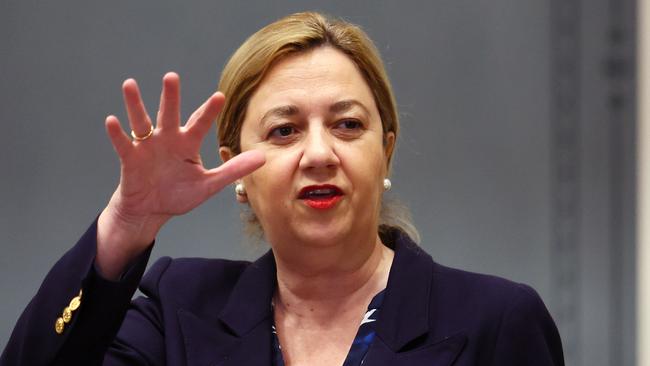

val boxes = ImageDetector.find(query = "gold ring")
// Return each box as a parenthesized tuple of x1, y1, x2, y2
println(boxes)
(131, 125, 154, 141)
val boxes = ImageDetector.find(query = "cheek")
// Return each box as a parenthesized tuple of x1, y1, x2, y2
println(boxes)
(244, 148, 302, 198)
(338, 143, 387, 184)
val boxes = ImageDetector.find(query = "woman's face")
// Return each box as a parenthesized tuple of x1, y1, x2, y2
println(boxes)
(223, 46, 394, 248)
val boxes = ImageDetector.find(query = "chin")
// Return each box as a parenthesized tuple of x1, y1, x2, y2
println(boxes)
(291, 220, 353, 248)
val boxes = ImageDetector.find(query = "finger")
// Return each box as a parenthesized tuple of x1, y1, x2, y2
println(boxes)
(186, 92, 226, 141)
(203, 150, 266, 196)
(105, 115, 133, 159)
(157, 72, 181, 131)
(184, 97, 208, 130)
(122, 78, 153, 138)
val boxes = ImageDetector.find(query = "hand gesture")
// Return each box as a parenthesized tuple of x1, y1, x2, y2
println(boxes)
(96, 72, 265, 279)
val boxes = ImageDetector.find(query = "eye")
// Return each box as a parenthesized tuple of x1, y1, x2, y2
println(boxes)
(333, 119, 364, 139)
(268, 124, 297, 141)
(336, 119, 362, 130)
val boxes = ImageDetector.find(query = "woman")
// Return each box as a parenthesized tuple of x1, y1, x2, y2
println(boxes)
(1, 12, 564, 366)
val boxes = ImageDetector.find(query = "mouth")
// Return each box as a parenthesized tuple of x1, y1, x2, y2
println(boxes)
(298, 184, 344, 210)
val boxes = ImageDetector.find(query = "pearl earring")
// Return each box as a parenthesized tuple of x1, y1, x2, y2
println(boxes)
(383, 178, 392, 191)
(235, 182, 246, 196)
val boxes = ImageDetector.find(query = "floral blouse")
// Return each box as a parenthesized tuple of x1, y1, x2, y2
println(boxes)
(271, 290, 385, 366)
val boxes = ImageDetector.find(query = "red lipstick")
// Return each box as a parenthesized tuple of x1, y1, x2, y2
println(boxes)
(298, 184, 343, 210)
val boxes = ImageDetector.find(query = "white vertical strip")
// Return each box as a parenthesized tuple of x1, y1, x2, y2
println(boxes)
(639, 1, 650, 365)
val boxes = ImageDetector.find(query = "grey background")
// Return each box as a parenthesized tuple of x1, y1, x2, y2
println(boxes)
(0, 1, 636, 365)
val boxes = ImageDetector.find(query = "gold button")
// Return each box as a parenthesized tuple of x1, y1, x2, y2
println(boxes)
(62, 307, 72, 323)
(55, 317, 65, 334)
(69, 296, 81, 311)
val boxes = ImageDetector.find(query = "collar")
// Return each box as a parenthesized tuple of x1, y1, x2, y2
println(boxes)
(178, 252, 277, 366)
(218, 230, 433, 350)
(374, 230, 433, 351)
(218, 250, 277, 336)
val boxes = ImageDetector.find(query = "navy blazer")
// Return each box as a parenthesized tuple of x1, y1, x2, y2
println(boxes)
(2, 220, 564, 365)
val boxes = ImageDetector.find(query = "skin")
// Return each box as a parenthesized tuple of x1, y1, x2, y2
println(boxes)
(97, 73, 265, 279)
(97, 46, 395, 366)
(220, 46, 396, 366)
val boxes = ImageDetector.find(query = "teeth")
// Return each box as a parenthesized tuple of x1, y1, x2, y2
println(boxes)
(306, 188, 337, 197)
(311, 189, 333, 195)
(300, 187, 341, 199)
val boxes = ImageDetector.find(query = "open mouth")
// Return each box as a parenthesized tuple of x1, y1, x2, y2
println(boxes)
(298, 185, 343, 209)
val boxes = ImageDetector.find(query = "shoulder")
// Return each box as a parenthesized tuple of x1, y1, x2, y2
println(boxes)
(143, 256, 253, 288)
(389, 231, 549, 324)
(429, 260, 549, 323)
(426, 261, 563, 363)
(431, 261, 543, 310)
(391, 234, 544, 318)
(137, 256, 254, 315)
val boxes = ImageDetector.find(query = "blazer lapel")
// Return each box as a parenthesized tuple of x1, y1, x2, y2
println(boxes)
(364, 332, 466, 366)
(370, 231, 467, 365)
(177, 233, 468, 366)
(375, 233, 432, 351)
(178, 251, 277, 366)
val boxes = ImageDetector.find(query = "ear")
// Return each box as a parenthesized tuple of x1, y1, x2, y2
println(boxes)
(219, 146, 234, 163)
(384, 131, 396, 169)
(219, 146, 248, 203)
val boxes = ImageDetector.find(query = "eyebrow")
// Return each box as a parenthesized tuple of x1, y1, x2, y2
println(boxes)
(329, 99, 371, 117)
(260, 105, 300, 125)
(260, 99, 370, 125)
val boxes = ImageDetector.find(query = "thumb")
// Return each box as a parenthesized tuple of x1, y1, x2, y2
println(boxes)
(203, 150, 266, 196)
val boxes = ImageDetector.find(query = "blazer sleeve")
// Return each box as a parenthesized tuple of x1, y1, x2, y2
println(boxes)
(102, 257, 172, 366)
(490, 284, 565, 366)
(0, 218, 154, 366)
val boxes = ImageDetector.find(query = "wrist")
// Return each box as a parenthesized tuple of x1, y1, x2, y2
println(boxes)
(96, 202, 168, 280)
(101, 202, 167, 244)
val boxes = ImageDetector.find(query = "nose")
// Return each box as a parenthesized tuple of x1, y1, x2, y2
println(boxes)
(298, 125, 340, 171)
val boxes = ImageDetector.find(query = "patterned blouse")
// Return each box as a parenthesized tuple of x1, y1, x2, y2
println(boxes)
(271, 290, 385, 366)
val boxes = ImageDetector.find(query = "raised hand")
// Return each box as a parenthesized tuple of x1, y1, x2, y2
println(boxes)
(96, 72, 265, 279)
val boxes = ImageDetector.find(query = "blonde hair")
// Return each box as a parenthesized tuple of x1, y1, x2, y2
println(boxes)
(217, 11, 420, 243)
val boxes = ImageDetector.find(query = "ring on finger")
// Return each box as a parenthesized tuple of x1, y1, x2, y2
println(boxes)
(131, 125, 154, 141)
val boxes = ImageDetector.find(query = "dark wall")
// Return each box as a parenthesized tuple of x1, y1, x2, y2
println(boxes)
(0, 1, 635, 364)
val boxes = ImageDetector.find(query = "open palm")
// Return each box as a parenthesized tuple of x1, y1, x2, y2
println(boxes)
(94, 72, 264, 280)
(105, 73, 263, 223)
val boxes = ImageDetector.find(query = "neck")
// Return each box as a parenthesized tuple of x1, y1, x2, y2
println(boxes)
(271, 231, 394, 320)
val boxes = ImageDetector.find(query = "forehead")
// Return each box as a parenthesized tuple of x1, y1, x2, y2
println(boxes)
(246, 46, 377, 116)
